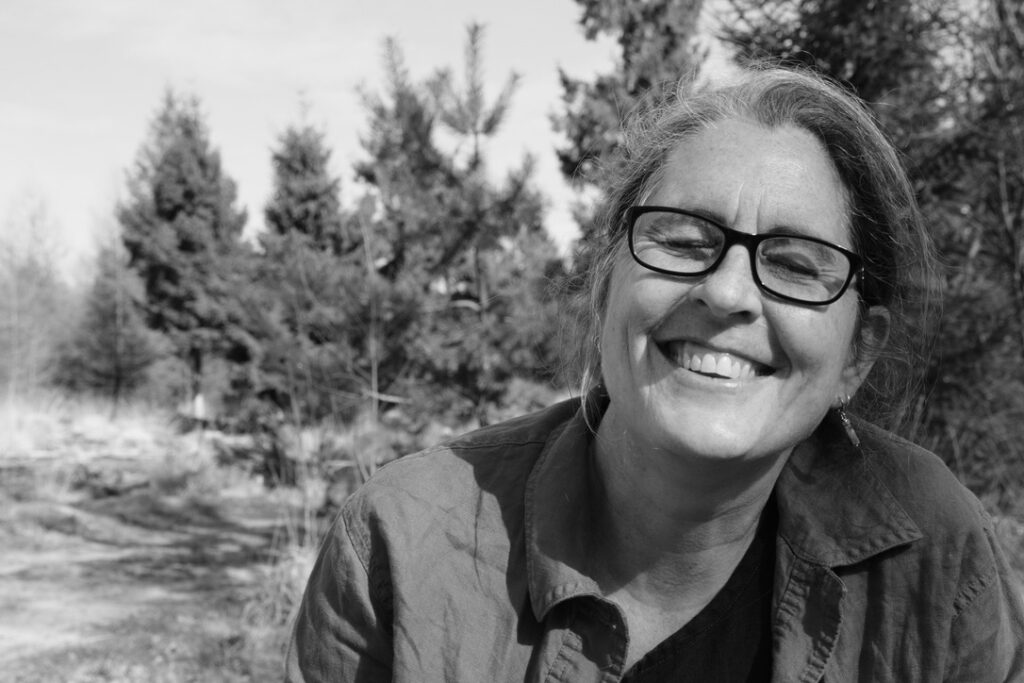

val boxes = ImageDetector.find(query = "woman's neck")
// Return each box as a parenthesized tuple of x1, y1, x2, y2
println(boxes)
(589, 412, 787, 598)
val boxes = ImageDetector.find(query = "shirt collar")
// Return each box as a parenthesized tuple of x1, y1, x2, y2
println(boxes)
(524, 402, 603, 621)
(774, 416, 923, 566)
(524, 397, 923, 622)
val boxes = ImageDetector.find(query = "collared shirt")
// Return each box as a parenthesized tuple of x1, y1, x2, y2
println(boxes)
(287, 398, 1024, 682)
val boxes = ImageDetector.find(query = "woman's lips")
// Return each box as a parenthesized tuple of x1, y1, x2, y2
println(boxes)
(658, 341, 774, 380)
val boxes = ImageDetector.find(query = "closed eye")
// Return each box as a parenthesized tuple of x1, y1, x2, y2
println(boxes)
(764, 253, 820, 277)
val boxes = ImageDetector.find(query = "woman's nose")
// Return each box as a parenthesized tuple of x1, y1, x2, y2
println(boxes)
(691, 244, 763, 318)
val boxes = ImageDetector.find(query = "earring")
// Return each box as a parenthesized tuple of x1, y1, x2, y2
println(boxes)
(837, 394, 860, 448)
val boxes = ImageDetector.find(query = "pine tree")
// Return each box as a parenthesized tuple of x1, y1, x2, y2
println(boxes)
(353, 40, 462, 419)
(428, 22, 524, 311)
(719, 0, 962, 152)
(246, 112, 423, 425)
(264, 124, 348, 253)
(907, 0, 1024, 510)
(247, 121, 351, 422)
(355, 30, 561, 424)
(356, 38, 458, 284)
(54, 245, 165, 410)
(429, 23, 520, 173)
(0, 200, 71, 396)
(118, 90, 249, 398)
(554, 0, 706, 200)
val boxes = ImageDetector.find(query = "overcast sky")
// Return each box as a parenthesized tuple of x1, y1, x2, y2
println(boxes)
(0, 1, 731, 284)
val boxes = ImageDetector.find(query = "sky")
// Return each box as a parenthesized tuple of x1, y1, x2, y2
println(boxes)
(0, 0, 728, 284)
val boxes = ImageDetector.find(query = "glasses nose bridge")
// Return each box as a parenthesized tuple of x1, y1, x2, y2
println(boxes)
(714, 224, 763, 280)
(698, 225, 767, 313)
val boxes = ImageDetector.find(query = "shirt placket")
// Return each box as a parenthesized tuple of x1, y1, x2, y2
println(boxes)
(771, 550, 846, 683)
(538, 598, 630, 683)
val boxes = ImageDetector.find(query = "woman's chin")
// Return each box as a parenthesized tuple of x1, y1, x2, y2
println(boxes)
(637, 398, 803, 467)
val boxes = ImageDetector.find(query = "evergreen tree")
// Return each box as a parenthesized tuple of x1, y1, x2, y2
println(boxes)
(429, 23, 521, 173)
(356, 37, 459, 285)
(246, 120, 354, 422)
(719, 0, 963, 153)
(355, 30, 561, 424)
(906, 0, 1024, 511)
(264, 124, 348, 253)
(0, 209, 69, 394)
(118, 90, 249, 398)
(554, 0, 706, 201)
(427, 22, 524, 310)
(244, 227, 419, 425)
(54, 245, 165, 409)
(244, 110, 423, 426)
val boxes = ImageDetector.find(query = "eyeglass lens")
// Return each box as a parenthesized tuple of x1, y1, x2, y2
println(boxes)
(630, 209, 854, 304)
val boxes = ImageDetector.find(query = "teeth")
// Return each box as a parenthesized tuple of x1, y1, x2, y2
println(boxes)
(667, 342, 760, 380)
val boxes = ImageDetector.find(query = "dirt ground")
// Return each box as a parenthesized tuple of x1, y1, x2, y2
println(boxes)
(0, 414, 312, 683)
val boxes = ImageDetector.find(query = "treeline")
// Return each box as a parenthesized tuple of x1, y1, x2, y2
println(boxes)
(54, 26, 566, 439)
(4, 1, 1024, 512)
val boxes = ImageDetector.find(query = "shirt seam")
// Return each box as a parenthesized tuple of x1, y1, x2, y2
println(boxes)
(951, 558, 998, 622)
(450, 438, 551, 452)
(340, 508, 372, 578)
(779, 454, 922, 568)
(546, 619, 583, 683)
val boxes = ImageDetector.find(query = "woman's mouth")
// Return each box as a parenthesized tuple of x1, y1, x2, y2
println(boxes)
(658, 341, 774, 380)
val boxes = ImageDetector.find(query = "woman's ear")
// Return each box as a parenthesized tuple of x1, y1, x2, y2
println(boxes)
(842, 305, 891, 394)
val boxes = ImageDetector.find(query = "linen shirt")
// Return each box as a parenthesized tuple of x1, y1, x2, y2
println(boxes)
(287, 398, 1024, 682)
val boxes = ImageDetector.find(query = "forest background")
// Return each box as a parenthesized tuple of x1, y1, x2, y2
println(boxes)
(3, 0, 1024, 679)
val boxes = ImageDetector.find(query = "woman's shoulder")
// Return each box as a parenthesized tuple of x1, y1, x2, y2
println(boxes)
(853, 422, 1024, 664)
(854, 421, 1007, 588)
(784, 419, 996, 570)
(363, 397, 577, 489)
(336, 397, 582, 537)
(856, 420, 989, 529)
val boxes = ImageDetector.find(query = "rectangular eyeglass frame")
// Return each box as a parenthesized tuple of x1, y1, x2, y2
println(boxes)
(625, 205, 864, 306)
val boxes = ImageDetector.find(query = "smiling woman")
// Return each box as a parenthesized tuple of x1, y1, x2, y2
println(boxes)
(598, 118, 872, 469)
(286, 66, 1024, 682)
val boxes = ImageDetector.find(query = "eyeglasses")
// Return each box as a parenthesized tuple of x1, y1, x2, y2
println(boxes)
(626, 206, 863, 306)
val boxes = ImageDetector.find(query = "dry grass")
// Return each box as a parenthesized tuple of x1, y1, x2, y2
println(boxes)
(0, 390, 322, 681)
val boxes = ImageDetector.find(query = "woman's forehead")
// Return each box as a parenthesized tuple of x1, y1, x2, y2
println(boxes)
(647, 119, 852, 243)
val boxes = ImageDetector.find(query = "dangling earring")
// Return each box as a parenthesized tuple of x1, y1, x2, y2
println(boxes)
(837, 394, 860, 448)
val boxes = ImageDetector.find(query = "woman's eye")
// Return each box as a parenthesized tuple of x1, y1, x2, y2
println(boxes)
(763, 253, 822, 279)
(647, 219, 715, 244)
(634, 212, 723, 263)
(658, 235, 714, 249)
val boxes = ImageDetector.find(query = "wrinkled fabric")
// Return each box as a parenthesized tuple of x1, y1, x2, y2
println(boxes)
(286, 398, 1024, 682)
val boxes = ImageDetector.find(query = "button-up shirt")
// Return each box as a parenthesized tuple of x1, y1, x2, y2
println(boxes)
(287, 398, 1024, 682)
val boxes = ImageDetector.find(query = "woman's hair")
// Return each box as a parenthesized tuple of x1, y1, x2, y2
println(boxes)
(565, 64, 940, 429)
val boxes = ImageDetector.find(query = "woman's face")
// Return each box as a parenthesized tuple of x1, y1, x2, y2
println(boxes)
(599, 118, 884, 464)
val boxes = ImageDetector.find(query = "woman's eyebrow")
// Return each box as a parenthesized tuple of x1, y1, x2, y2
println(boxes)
(664, 205, 729, 226)
(660, 204, 835, 241)
(684, 209, 812, 237)
(762, 224, 816, 238)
